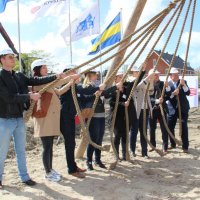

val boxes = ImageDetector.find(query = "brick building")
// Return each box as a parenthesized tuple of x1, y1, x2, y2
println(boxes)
(143, 50, 195, 75)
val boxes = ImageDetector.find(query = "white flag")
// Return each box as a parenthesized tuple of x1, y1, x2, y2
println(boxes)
(31, 0, 69, 19)
(61, 2, 100, 43)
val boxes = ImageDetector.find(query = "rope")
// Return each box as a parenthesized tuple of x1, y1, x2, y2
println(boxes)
(71, 82, 110, 151)
(177, 0, 196, 138)
(74, 6, 166, 152)
(124, 1, 184, 155)
(158, 0, 192, 145)
(67, 2, 179, 75)
(24, 3, 165, 123)
(125, 107, 131, 160)
(142, 1, 185, 148)
(109, 90, 120, 170)
(82, 16, 162, 151)
(24, 0, 181, 124)
(143, 84, 164, 156)
(108, 3, 179, 159)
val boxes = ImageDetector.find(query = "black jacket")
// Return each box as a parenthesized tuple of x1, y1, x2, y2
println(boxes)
(0, 69, 57, 118)
(109, 71, 146, 127)
(168, 79, 190, 113)
(60, 84, 100, 117)
(149, 80, 171, 113)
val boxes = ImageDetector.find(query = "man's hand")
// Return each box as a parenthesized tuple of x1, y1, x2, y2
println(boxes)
(71, 74, 80, 80)
(173, 88, 179, 96)
(125, 101, 129, 107)
(180, 78, 185, 86)
(56, 73, 66, 79)
(30, 93, 41, 101)
(159, 97, 163, 104)
(116, 81, 123, 91)
(147, 71, 155, 80)
(99, 83, 106, 91)
(142, 64, 146, 71)
(95, 90, 102, 96)
(69, 79, 74, 86)
(164, 81, 169, 88)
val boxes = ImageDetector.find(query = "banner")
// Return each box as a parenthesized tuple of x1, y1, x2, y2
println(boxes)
(31, 0, 69, 19)
(61, 2, 100, 43)
(160, 76, 199, 108)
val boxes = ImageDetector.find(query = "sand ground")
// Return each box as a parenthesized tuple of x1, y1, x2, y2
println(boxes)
(0, 107, 200, 200)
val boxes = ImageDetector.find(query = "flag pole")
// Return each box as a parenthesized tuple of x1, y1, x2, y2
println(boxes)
(68, 0, 73, 65)
(120, 8, 125, 72)
(17, 0, 22, 72)
(98, 0, 103, 83)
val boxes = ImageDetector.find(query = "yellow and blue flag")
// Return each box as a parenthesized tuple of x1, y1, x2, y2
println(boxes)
(0, 0, 13, 13)
(89, 12, 121, 55)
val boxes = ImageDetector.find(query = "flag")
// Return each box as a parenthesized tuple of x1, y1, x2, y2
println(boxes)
(31, 0, 69, 19)
(89, 12, 121, 55)
(61, 2, 100, 43)
(0, 0, 13, 13)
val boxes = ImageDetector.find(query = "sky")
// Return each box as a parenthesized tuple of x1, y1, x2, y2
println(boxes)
(0, 0, 199, 72)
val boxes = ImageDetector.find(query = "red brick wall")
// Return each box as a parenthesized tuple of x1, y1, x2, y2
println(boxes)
(143, 52, 169, 75)
(143, 52, 194, 75)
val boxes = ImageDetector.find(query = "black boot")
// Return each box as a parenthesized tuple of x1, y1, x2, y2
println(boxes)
(122, 142, 126, 160)
(114, 143, 120, 159)
(86, 161, 94, 171)
(95, 160, 107, 169)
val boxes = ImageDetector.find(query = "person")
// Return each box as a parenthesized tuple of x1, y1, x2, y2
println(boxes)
(82, 69, 123, 170)
(167, 67, 190, 153)
(108, 71, 127, 160)
(31, 60, 80, 182)
(128, 66, 154, 158)
(148, 69, 171, 154)
(0, 49, 61, 189)
(60, 68, 106, 178)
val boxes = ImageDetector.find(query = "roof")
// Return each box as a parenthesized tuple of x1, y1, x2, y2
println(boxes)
(154, 50, 194, 71)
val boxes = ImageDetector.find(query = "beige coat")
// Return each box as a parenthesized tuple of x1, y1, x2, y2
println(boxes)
(132, 77, 153, 119)
(33, 77, 71, 138)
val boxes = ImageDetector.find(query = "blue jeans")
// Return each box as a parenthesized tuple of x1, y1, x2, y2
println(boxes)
(87, 117, 105, 162)
(0, 118, 30, 182)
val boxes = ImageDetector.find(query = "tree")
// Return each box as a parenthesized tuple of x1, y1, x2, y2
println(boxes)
(15, 50, 53, 75)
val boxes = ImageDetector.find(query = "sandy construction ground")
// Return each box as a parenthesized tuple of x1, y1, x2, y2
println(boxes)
(0, 107, 200, 200)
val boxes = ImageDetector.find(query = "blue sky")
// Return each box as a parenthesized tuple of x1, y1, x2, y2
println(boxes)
(0, 0, 199, 72)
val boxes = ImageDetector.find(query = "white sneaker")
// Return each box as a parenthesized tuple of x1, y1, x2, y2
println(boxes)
(45, 171, 61, 182)
(51, 169, 61, 178)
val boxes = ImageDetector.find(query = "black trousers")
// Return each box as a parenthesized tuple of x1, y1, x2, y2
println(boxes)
(149, 108, 168, 150)
(167, 110, 189, 150)
(114, 118, 126, 158)
(60, 113, 77, 174)
(40, 136, 54, 174)
(130, 109, 148, 156)
(87, 117, 105, 163)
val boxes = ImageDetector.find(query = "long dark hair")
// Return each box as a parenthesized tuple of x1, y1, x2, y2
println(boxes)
(33, 66, 42, 77)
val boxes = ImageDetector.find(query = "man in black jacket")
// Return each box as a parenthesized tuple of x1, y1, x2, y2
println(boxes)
(167, 67, 190, 153)
(0, 49, 61, 189)
(149, 69, 171, 154)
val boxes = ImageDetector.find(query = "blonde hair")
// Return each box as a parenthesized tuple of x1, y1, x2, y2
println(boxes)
(82, 73, 93, 88)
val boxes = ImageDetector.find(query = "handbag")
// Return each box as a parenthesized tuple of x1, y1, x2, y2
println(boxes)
(32, 92, 53, 118)
(81, 108, 93, 120)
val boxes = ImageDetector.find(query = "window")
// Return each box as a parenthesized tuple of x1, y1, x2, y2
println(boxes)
(153, 59, 157, 67)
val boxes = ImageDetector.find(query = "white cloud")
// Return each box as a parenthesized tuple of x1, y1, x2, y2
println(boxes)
(0, 1, 36, 24)
(182, 31, 200, 48)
